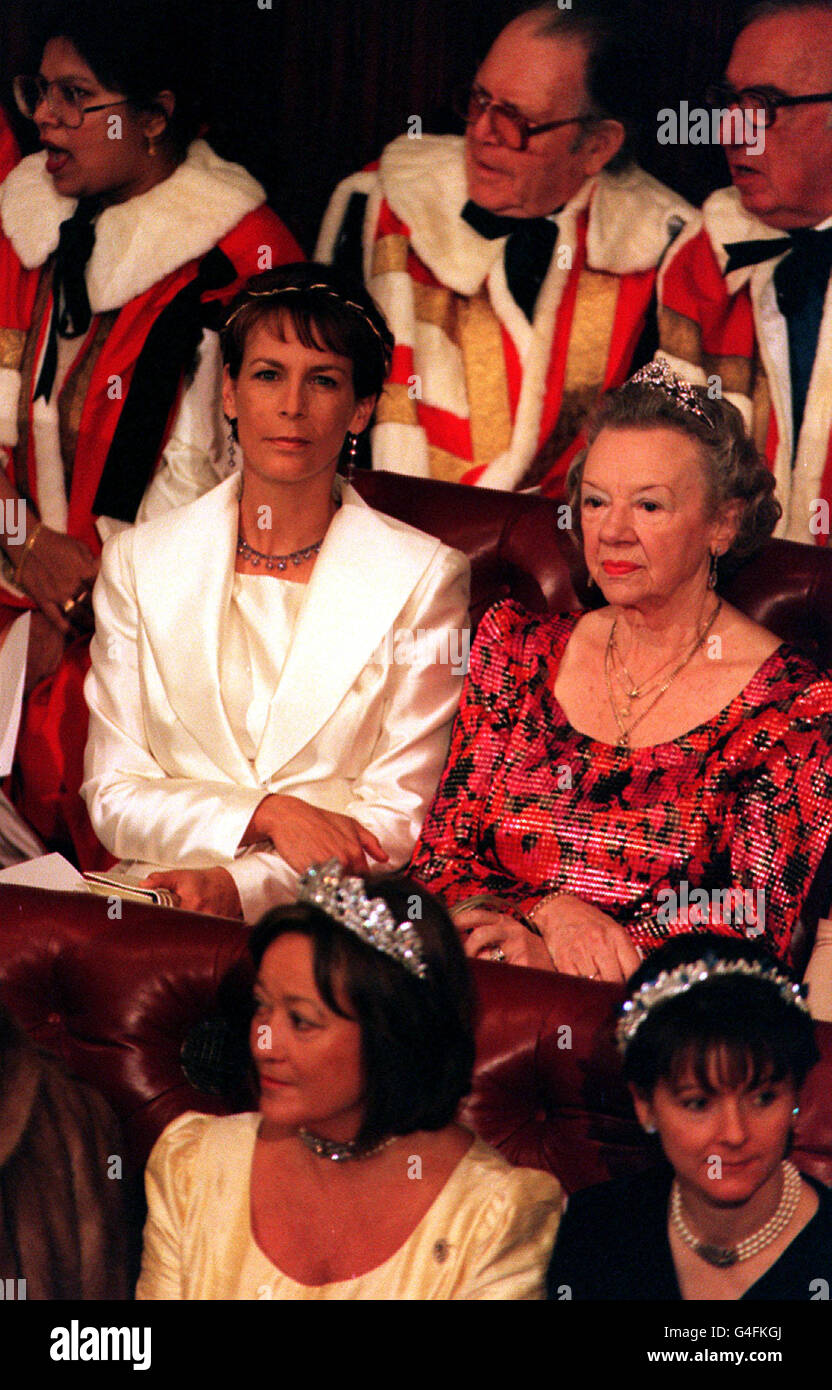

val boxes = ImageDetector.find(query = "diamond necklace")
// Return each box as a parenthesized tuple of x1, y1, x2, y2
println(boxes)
(297, 1128, 396, 1162)
(236, 529, 325, 572)
(605, 599, 722, 748)
(671, 1160, 802, 1267)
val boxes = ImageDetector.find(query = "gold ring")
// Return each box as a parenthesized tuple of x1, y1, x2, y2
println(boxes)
(62, 587, 91, 617)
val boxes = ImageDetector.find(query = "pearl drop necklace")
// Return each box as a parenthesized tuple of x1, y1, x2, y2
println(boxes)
(671, 1160, 802, 1267)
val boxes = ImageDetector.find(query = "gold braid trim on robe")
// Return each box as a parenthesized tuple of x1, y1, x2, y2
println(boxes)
(525, 268, 621, 489)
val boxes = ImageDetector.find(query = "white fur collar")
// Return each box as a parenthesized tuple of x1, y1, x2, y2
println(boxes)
(702, 185, 792, 288)
(377, 134, 693, 293)
(0, 139, 266, 311)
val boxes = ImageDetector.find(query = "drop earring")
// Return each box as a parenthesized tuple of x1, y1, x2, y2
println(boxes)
(345, 432, 358, 483)
(226, 416, 240, 471)
(708, 549, 719, 589)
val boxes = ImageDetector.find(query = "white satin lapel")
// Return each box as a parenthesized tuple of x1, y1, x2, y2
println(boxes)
(253, 488, 439, 781)
(135, 476, 258, 784)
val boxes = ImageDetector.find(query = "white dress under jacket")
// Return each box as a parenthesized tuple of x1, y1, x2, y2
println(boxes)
(81, 476, 470, 922)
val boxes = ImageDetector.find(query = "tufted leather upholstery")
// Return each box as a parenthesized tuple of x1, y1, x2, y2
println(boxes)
(354, 471, 832, 667)
(1, 885, 830, 1199)
(2, 471, 830, 1278)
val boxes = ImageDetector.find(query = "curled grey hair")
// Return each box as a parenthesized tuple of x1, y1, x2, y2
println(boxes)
(565, 380, 781, 562)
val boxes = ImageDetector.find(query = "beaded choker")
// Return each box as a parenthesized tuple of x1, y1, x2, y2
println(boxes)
(298, 1129, 396, 1162)
(671, 1160, 802, 1267)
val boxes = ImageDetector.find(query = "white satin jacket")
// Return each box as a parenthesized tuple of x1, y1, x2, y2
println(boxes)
(82, 476, 470, 921)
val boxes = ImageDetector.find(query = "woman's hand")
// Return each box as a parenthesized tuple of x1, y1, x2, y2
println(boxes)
(239, 794, 388, 876)
(533, 893, 641, 982)
(140, 866, 244, 918)
(9, 525, 99, 632)
(453, 906, 556, 970)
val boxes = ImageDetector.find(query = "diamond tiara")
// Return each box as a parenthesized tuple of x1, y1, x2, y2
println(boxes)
(616, 955, 809, 1053)
(298, 860, 428, 979)
(627, 357, 713, 424)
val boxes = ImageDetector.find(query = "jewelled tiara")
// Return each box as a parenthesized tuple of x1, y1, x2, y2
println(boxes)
(298, 860, 428, 979)
(223, 283, 393, 368)
(627, 357, 712, 424)
(616, 956, 809, 1054)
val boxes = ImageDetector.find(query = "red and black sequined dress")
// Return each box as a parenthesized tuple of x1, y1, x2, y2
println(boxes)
(409, 602, 832, 964)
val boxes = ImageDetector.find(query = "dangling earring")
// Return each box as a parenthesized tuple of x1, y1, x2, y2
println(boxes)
(792, 1104, 800, 1122)
(345, 432, 358, 483)
(225, 416, 240, 471)
(708, 549, 719, 589)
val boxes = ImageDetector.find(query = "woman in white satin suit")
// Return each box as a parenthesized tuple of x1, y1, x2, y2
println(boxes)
(81, 265, 470, 921)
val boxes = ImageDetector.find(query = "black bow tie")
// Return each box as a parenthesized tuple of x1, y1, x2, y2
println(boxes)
(723, 226, 832, 318)
(461, 200, 559, 320)
(34, 199, 97, 401)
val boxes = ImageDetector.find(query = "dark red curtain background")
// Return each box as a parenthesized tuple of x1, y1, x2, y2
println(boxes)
(1, 0, 748, 252)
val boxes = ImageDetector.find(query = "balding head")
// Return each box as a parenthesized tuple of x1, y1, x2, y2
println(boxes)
(462, 7, 627, 218)
(724, 2, 832, 226)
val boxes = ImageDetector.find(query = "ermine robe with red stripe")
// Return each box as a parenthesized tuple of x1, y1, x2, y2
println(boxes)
(0, 139, 302, 863)
(317, 134, 692, 495)
(0, 107, 19, 185)
(658, 185, 832, 545)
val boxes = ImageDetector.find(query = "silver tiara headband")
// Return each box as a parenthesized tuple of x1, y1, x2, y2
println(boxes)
(223, 283, 392, 368)
(298, 860, 428, 979)
(626, 358, 712, 425)
(616, 956, 809, 1054)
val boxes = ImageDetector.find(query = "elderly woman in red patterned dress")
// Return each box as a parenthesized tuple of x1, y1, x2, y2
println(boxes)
(409, 361, 832, 999)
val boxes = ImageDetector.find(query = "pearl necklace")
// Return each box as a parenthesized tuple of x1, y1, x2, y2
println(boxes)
(297, 1128, 396, 1162)
(671, 1160, 802, 1267)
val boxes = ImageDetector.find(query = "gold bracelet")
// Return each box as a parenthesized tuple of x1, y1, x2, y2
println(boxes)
(528, 891, 561, 926)
(13, 519, 45, 587)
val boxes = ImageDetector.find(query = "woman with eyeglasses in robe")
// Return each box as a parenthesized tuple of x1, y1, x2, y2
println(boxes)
(0, 0, 301, 869)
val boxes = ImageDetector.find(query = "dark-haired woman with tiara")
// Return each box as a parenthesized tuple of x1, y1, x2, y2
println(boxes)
(0, 0, 301, 867)
(547, 932, 832, 1300)
(82, 265, 470, 921)
(137, 865, 561, 1299)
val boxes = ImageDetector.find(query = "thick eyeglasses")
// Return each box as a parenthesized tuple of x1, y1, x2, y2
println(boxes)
(13, 74, 129, 129)
(452, 82, 592, 151)
(705, 81, 832, 129)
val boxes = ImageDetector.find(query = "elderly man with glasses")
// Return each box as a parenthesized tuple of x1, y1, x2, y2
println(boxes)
(316, 4, 691, 495)
(658, 0, 832, 544)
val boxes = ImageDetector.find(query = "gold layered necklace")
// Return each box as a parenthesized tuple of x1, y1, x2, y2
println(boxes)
(605, 599, 722, 749)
